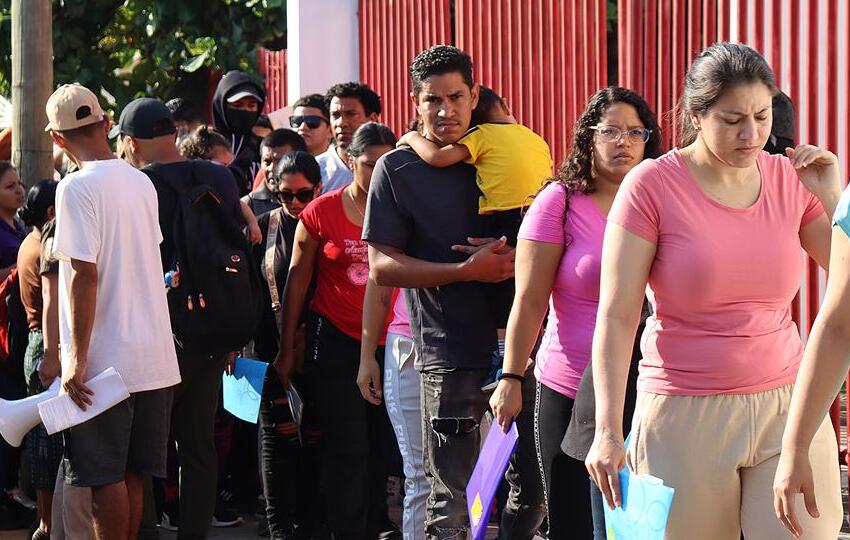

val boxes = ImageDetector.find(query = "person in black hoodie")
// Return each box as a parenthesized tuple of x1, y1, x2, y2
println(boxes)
(213, 71, 267, 196)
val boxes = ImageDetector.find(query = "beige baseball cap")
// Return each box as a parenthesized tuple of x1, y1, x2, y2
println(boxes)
(44, 84, 106, 132)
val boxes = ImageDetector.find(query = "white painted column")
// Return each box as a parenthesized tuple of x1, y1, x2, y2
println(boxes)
(287, 0, 360, 104)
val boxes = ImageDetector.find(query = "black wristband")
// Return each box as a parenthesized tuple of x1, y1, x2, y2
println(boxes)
(498, 372, 525, 384)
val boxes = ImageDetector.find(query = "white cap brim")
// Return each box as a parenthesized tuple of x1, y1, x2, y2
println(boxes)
(226, 90, 262, 103)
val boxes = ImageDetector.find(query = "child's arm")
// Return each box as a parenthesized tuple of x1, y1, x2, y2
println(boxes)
(398, 130, 471, 167)
(240, 200, 262, 245)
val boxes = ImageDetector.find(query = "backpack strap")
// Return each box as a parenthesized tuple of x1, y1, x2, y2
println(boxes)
(264, 208, 283, 331)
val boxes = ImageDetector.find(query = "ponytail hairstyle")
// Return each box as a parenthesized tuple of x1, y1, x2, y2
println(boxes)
(678, 42, 777, 146)
(18, 179, 58, 230)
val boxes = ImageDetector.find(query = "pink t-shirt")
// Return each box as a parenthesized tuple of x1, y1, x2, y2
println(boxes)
(519, 183, 606, 398)
(387, 291, 413, 339)
(609, 149, 823, 396)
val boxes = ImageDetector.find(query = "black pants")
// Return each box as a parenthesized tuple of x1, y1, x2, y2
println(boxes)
(498, 368, 546, 540)
(311, 313, 399, 540)
(534, 382, 593, 539)
(171, 350, 227, 540)
(259, 362, 320, 539)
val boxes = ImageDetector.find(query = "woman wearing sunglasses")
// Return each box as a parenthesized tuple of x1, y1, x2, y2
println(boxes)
(252, 150, 322, 539)
(275, 122, 402, 540)
(289, 93, 333, 157)
(490, 86, 662, 539)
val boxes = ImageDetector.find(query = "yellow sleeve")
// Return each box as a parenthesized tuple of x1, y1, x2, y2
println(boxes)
(458, 126, 487, 164)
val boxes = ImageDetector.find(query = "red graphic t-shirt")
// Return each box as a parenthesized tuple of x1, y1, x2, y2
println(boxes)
(299, 190, 392, 342)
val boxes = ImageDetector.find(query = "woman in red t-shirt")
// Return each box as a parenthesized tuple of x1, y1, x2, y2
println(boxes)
(275, 122, 400, 540)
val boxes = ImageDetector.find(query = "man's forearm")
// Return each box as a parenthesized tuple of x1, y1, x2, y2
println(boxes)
(369, 248, 467, 288)
(69, 263, 98, 362)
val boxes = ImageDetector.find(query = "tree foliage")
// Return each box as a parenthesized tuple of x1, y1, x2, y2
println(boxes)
(0, 0, 285, 114)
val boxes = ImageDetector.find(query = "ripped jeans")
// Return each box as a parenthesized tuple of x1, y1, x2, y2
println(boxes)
(421, 369, 491, 539)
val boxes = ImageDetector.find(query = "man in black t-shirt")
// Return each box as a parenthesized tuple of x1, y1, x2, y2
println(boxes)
(363, 46, 518, 538)
(113, 97, 244, 537)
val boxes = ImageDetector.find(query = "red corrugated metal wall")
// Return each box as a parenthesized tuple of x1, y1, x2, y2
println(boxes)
(358, 0, 452, 137)
(258, 48, 288, 113)
(358, 0, 607, 166)
(619, 0, 850, 495)
(455, 0, 607, 166)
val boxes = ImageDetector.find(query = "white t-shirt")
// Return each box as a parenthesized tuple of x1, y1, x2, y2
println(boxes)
(316, 145, 353, 193)
(53, 159, 180, 393)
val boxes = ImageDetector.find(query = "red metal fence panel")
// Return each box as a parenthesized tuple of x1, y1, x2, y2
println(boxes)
(258, 48, 288, 113)
(358, 0, 452, 137)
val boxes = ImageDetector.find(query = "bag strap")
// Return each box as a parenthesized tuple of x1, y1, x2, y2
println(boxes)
(265, 208, 283, 330)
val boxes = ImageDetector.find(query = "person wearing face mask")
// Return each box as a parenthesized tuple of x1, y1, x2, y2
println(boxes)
(212, 71, 267, 196)
(289, 94, 333, 157)
(251, 151, 322, 540)
(317, 82, 381, 193)
(585, 43, 842, 540)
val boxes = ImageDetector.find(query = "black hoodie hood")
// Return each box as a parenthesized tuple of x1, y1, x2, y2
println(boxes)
(212, 71, 267, 195)
(212, 70, 267, 140)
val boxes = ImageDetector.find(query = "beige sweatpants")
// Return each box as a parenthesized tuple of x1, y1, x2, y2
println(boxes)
(626, 385, 841, 540)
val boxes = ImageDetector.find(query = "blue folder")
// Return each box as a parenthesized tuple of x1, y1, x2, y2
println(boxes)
(222, 357, 269, 423)
(466, 421, 519, 540)
(603, 467, 675, 540)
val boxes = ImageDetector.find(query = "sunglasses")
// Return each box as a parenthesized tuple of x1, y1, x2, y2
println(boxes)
(289, 115, 328, 129)
(277, 188, 316, 204)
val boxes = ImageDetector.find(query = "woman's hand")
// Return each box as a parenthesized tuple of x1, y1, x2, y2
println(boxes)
(272, 349, 293, 388)
(356, 355, 383, 405)
(585, 427, 626, 509)
(787, 145, 842, 205)
(489, 379, 522, 432)
(773, 447, 820, 538)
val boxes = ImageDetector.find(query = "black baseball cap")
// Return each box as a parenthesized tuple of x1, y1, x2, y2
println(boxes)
(109, 97, 177, 139)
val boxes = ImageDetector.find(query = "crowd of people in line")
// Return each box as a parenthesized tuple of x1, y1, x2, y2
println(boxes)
(0, 40, 848, 540)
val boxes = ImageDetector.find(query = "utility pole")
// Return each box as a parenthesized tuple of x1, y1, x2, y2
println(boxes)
(11, 0, 53, 188)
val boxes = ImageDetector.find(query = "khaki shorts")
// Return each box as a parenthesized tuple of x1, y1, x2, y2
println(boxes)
(627, 385, 841, 540)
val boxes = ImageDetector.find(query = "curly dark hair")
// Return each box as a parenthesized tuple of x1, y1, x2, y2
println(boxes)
(293, 93, 330, 120)
(555, 87, 663, 196)
(409, 45, 474, 95)
(325, 82, 382, 116)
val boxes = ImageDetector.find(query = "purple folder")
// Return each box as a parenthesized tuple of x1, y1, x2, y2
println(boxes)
(466, 421, 519, 540)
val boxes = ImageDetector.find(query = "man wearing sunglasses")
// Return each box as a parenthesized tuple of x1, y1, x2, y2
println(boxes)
(314, 82, 381, 193)
(289, 93, 333, 157)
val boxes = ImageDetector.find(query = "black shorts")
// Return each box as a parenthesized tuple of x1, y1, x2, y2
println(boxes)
(62, 386, 173, 487)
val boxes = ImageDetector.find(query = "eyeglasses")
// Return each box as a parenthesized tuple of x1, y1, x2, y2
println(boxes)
(590, 125, 652, 144)
(277, 188, 316, 204)
(289, 115, 328, 129)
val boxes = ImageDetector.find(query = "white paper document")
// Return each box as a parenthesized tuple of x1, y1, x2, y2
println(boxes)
(38, 367, 131, 435)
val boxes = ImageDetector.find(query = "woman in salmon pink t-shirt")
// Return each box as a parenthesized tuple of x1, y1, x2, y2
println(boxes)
(585, 43, 844, 540)
(274, 123, 401, 540)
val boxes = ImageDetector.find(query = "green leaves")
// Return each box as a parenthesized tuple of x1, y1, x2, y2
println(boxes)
(0, 0, 287, 112)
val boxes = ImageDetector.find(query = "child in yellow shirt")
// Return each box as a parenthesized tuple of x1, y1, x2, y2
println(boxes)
(397, 86, 553, 245)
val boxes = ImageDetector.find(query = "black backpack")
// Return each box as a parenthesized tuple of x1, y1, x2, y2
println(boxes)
(148, 163, 263, 354)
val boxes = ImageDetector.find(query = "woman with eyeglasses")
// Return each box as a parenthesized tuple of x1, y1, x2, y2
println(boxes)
(585, 43, 842, 539)
(489, 87, 662, 539)
(289, 94, 333, 157)
(275, 122, 402, 540)
(253, 150, 322, 539)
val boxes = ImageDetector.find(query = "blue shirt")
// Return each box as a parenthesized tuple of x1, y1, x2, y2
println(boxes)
(832, 184, 850, 238)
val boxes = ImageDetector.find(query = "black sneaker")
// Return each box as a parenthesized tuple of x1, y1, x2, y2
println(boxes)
(211, 502, 242, 528)
(0, 493, 34, 531)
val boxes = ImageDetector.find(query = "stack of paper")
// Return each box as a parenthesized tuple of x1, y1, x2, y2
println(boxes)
(603, 468, 675, 540)
(38, 367, 131, 435)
